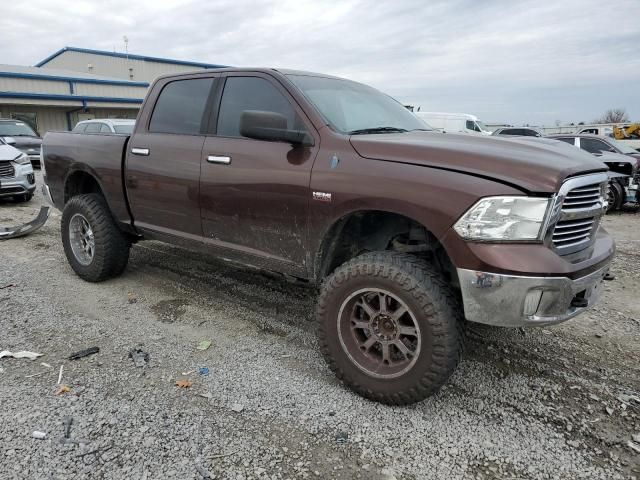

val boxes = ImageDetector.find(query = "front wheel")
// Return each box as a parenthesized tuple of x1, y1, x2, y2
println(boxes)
(61, 193, 130, 282)
(317, 252, 464, 405)
(606, 181, 623, 212)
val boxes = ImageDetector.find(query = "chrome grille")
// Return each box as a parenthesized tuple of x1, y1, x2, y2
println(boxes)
(0, 162, 15, 178)
(552, 218, 595, 248)
(546, 173, 608, 255)
(561, 183, 602, 209)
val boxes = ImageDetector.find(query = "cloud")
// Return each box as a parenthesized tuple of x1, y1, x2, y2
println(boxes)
(1, 0, 638, 124)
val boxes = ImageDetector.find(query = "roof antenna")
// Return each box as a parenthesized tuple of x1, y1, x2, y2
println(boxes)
(123, 35, 129, 59)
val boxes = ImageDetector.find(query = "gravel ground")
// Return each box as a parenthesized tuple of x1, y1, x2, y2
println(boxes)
(1, 173, 639, 480)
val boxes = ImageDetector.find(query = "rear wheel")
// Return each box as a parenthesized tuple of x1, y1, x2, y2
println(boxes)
(61, 193, 130, 282)
(317, 252, 464, 405)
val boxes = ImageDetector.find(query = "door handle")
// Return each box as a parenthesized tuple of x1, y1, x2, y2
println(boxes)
(131, 147, 150, 156)
(207, 155, 231, 165)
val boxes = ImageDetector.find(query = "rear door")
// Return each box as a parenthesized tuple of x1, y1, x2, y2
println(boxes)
(126, 75, 217, 236)
(199, 73, 319, 269)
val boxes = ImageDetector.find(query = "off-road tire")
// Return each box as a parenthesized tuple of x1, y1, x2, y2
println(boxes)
(61, 193, 130, 282)
(317, 251, 464, 405)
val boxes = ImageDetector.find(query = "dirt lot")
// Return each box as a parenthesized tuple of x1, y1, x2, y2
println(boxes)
(1, 173, 639, 480)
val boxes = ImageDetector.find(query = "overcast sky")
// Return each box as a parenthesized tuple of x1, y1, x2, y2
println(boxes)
(2, 0, 638, 125)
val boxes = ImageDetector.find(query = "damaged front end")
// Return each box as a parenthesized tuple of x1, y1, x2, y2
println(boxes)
(0, 206, 50, 240)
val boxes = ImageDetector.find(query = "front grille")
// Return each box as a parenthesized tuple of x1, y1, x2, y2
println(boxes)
(0, 162, 15, 178)
(547, 174, 608, 255)
(552, 218, 595, 248)
(561, 183, 602, 209)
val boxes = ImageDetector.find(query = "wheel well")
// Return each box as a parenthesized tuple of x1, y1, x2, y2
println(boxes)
(316, 210, 457, 285)
(64, 171, 103, 204)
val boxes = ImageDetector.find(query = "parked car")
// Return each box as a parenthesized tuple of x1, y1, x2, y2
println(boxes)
(548, 134, 640, 207)
(0, 118, 42, 167)
(0, 137, 36, 202)
(72, 119, 136, 135)
(414, 112, 492, 135)
(491, 127, 542, 137)
(42, 68, 614, 405)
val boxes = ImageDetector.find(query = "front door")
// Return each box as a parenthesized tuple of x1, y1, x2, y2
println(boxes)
(199, 74, 318, 269)
(126, 76, 216, 237)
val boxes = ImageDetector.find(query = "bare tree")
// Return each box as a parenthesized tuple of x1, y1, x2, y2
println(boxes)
(594, 108, 629, 124)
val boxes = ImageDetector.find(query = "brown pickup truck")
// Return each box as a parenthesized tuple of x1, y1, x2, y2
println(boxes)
(42, 68, 615, 404)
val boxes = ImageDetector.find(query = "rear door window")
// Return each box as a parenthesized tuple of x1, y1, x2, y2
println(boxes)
(99, 124, 112, 134)
(73, 123, 87, 133)
(149, 78, 215, 135)
(555, 137, 576, 146)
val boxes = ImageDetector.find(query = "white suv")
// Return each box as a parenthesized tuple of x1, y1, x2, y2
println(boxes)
(73, 119, 135, 135)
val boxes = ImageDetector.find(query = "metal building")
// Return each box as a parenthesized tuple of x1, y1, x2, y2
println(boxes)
(36, 46, 224, 83)
(0, 47, 224, 135)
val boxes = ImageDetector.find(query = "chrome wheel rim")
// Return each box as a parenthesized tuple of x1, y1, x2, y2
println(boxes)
(69, 213, 95, 266)
(337, 288, 421, 379)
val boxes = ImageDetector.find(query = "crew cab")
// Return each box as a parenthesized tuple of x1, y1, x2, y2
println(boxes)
(41, 68, 615, 404)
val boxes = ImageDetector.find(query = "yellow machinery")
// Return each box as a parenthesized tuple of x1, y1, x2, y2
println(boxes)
(613, 123, 640, 140)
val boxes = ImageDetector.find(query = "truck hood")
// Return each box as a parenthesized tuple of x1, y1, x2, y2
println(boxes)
(349, 131, 607, 193)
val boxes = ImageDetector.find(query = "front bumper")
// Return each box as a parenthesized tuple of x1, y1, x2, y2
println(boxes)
(0, 164, 36, 197)
(457, 261, 611, 327)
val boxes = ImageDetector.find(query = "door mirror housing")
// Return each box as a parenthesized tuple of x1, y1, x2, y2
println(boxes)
(239, 110, 314, 147)
(3, 136, 16, 145)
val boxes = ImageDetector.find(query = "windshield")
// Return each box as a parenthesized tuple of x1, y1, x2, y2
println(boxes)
(287, 75, 430, 134)
(476, 121, 489, 132)
(114, 124, 134, 134)
(0, 121, 37, 137)
(608, 138, 639, 154)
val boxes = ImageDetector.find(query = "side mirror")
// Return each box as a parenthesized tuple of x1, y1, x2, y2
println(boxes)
(3, 136, 16, 145)
(239, 110, 313, 147)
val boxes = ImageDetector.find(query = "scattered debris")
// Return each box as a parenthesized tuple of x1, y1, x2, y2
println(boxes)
(281, 354, 292, 358)
(594, 333, 603, 338)
(198, 392, 213, 400)
(182, 370, 196, 376)
(210, 449, 240, 459)
(336, 432, 349, 444)
(55, 385, 71, 395)
(198, 367, 209, 376)
(627, 440, 640, 454)
(25, 371, 49, 378)
(175, 379, 193, 388)
(0, 350, 43, 360)
(68, 347, 100, 361)
(41, 362, 52, 368)
(196, 340, 212, 351)
(606, 407, 614, 416)
(618, 394, 640, 405)
(32, 431, 47, 440)
(195, 461, 213, 479)
(77, 444, 113, 458)
(0, 283, 16, 289)
(230, 403, 244, 413)
(63, 416, 73, 439)
(57, 365, 64, 385)
(127, 293, 138, 304)
(129, 349, 150, 368)
(633, 433, 640, 443)
(0, 206, 51, 239)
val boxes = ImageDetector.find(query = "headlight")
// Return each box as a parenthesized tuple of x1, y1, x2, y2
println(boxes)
(14, 153, 31, 165)
(454, 196, 551, 241)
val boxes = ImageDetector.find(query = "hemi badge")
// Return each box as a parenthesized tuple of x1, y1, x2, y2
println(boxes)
(312, 191, 332, 202)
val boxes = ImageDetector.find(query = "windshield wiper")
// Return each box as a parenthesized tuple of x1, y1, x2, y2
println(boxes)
(348, 127, 408, 135)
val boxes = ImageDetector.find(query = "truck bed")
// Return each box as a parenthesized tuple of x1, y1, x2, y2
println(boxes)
(43, 131, 133, 225)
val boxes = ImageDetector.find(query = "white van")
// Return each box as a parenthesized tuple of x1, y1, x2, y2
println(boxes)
(415, 112, 492, 136)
